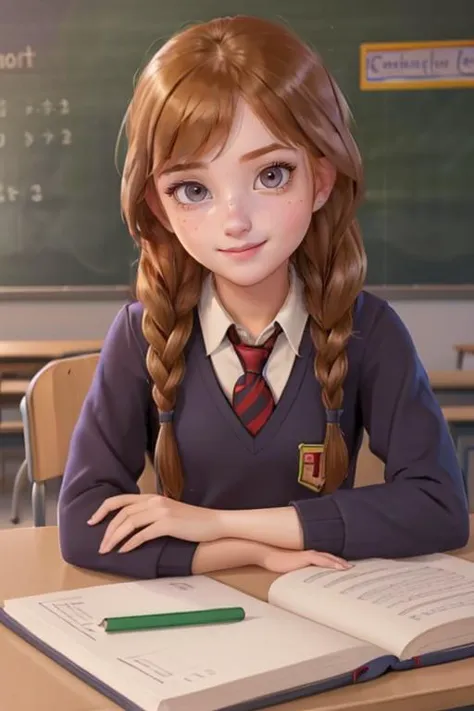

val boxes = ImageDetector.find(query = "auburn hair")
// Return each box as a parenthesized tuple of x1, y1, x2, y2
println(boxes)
(120, 15, 367, 499)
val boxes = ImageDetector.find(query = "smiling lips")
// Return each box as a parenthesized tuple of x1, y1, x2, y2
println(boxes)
(219, 240, 267, 259)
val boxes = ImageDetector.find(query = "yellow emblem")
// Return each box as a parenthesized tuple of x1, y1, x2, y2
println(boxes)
(298, 443, 325, 493)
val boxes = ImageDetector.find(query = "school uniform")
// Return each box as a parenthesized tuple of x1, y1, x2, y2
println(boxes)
(58, 272, 469, 579)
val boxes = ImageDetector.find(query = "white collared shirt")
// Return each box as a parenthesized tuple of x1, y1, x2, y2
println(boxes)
(197, 269, 309, 402)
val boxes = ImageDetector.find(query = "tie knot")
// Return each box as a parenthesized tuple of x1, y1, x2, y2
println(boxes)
(228, 324, 282, 375)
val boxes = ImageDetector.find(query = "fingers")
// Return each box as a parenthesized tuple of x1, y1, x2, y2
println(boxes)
(87, 494, 144, 525)
(118, 523, 164, 553)
(262, 548, 353, 574)
(99, 506, 156, 554)
(99, 500, 150, 550)
(307, 551, 352, 570)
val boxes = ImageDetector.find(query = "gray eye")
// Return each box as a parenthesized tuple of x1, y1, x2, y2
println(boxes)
(256, 165, 291, 189)
(175, 182, 210, 203)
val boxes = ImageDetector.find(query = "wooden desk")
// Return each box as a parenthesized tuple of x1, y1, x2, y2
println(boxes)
(1, 523, 474, 711)
(443, 406, 474, 423)
(430, 370, 474, 406)
(0, 378, 29, 407)
(0, 340, 103, 362)
(455, 344, 474, 370)
(430, 371, 474, 389)
(443, 408, 474, 511)
(0, 339, 103, 377)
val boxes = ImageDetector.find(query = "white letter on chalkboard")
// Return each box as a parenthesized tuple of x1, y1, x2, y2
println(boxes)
(21, 45, 36, 69)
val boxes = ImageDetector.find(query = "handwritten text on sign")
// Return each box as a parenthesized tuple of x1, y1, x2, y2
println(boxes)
(360, 41, 474, 90)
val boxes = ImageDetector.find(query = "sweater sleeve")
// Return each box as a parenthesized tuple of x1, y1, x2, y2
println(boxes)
(291, 302, 470, 559)
(58, 304, 198, 578)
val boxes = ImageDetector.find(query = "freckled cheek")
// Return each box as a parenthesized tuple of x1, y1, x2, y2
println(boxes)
(171, 210, 214, 246)
(275, 200, 313, 236)
(172, 212, 198, 234)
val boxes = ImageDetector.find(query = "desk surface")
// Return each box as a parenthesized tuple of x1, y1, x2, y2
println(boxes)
(430, 370, 474, 388)
(1, 523, 474, 711)
(0, 339, 103, 362)
(455, 344, 474, 354)
(442, 406, 474, 422)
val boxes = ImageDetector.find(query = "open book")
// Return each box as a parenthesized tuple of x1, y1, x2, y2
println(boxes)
(2, 553, 474, 711)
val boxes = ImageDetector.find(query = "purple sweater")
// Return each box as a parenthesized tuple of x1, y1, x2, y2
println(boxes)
(58, 291, 469, 578)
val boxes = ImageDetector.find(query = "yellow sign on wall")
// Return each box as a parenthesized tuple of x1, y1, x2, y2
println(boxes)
(360, 40, 474, 90)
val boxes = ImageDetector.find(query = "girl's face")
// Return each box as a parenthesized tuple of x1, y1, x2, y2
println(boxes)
(154, 100, 334, 288)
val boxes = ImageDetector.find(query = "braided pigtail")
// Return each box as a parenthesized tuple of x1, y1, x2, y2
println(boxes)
(295, 174, 366, 493)
(135, 237, 204, 499)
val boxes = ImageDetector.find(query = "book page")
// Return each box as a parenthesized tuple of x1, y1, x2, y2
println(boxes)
(4, 575, 381, 711)
(268, 553, 474, 660)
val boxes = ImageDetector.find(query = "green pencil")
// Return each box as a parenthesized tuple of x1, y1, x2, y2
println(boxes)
(100, 606, 246, 633)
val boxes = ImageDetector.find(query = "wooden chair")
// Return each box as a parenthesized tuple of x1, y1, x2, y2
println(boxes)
(13, 353, 100, 526)
(354, 431, 384, 487)
(12, 352, 156, 527)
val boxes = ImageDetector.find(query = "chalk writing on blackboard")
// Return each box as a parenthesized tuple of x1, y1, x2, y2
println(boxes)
(0, 97, 73, 205)
(0, 184, 43, 204)
(0, 45, 36, 71)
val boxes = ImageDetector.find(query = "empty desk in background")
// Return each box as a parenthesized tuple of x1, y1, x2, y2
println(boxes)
(0, 340, 103, 378)
(443, 407, 474, 510)
(0, 379, 29, 407)
(454, 344, 474, 370)
(430, 370, 474, 406)
(0, 379, 30, 486)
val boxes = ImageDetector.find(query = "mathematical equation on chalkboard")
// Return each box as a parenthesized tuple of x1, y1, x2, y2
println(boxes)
(0, 97, 72, 204)
(0, 98, 70, 117)
(0, 129, 72, 148)
(0, 184, 43, 203)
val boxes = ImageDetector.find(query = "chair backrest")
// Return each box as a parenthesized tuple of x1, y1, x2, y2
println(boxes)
(354, 430, 384, 487)
(21, 351, 157, 492)
(22, 353, 100, 482)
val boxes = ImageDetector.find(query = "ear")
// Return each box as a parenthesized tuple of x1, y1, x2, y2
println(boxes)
(145, 181, 173, 232)
(312, 158, 337, 212)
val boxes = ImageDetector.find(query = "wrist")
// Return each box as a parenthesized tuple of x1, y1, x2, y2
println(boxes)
(217, 507, 304, 550)
(217, 509, 262, 541)
(244, 540, 273, 566)
(191, 539, 270, 574)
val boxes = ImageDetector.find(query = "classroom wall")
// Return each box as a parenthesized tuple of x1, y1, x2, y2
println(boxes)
(0, 299, 472, 371)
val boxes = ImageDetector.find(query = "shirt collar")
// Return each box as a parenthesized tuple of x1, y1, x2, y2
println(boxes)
(198, 267, 308, 357)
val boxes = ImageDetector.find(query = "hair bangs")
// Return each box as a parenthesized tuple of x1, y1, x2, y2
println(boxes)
(150, 68, 238, 176)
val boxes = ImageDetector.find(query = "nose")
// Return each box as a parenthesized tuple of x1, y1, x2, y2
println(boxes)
(223, 202, 252, 239)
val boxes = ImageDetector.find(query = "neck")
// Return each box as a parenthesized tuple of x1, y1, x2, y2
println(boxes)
(214, 263, 291, 339)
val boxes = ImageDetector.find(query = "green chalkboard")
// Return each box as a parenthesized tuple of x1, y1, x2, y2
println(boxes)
(0, 0, 473, 289)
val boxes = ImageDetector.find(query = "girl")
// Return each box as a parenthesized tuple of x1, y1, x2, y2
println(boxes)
(58, 15, 469, 579)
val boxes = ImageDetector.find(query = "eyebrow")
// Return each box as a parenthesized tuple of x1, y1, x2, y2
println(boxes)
(161, 142, 293, 176)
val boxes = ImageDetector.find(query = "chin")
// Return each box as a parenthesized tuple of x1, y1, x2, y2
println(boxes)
(216, 266, 284, 289)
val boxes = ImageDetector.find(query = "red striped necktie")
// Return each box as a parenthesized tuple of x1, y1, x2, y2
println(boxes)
(227, 323, 282, 436)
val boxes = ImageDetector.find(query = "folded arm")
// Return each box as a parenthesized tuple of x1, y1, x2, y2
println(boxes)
(58, 306, 316, 578)
(58, 305, 198, 578)
(289, 301, 469, 559)
(222, 301, 469, 558)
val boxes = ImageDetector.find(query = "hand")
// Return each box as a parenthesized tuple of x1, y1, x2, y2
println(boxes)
(259, 547, 352, 574)
(87, 494, 223, 554)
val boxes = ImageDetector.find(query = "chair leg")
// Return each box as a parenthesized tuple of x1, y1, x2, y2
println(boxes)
(10, 459, 28, 524)
(32, 481, 46, 527)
